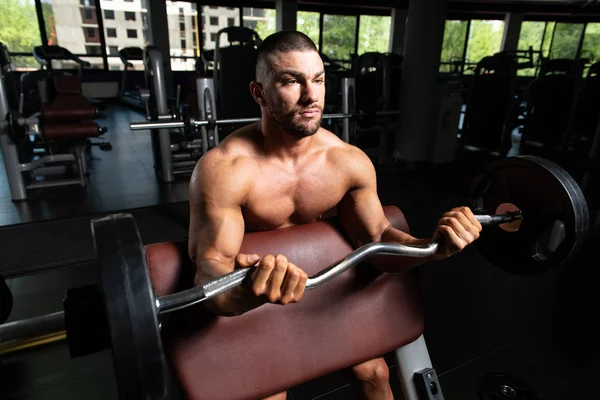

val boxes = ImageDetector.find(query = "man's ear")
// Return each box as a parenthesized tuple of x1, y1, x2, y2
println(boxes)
(249, 81, 267, 106)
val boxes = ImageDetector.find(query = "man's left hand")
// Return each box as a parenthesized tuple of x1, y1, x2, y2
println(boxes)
(433, 206, 482, 259)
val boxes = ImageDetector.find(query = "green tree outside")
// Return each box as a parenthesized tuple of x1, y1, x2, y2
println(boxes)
(251, 9, 276, 41)
(357, 15, 391, 55)
(541, 22, 556, 58)
(297, 11, 320, 50)
(0, 0, 42, 69)
(322, 14, 357, 61)
(465, 20, 504, 66)
(581, 23, 600, 76)
(517, 21, 546, 76)
(551, 23, 585, 59)
(440, 20, 468, 72)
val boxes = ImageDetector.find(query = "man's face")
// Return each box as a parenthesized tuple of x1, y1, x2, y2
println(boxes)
(261, 50, 325, 139)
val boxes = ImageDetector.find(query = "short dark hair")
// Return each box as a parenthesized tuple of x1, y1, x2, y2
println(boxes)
(255, 31, 318, 82)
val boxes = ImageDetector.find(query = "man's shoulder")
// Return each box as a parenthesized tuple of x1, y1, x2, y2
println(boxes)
(318, 130, 371, 166)
(191, 131, 260, 193)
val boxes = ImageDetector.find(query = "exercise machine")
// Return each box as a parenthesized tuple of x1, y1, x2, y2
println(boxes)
(0, 42, 107, 201)
(119, 47, 145, 110)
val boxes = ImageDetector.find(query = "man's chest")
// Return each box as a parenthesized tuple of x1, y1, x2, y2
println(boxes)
(241, 166, 348, 231)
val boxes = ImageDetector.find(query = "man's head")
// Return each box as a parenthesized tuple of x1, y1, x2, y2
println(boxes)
(251, 31, 325, 139)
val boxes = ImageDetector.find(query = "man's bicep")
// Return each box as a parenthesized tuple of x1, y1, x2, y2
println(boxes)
(337, 150, 390, 246)
(190, 201, 246, 278)
(338, 186, 389, 247)
(188, 156, 247, 279)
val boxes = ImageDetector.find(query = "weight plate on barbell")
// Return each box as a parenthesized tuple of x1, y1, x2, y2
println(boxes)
(469, 156, 589, 275)
(91, 214, 167, 400)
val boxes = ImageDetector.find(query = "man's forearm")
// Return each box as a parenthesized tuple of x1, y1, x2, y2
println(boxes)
(371, 227, 438, 273)
(195, 260, 264, 316)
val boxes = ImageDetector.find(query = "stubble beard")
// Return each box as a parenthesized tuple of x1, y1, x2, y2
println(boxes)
(267, 103, 322, 139)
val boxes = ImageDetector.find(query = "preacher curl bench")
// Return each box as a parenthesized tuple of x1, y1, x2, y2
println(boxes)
(144, 206, 440, 400)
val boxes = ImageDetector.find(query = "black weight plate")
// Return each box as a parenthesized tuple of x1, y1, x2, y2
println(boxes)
(478, 372, 537, 399)
(469, 156, 589, 275)
(91, 214, 167, 400)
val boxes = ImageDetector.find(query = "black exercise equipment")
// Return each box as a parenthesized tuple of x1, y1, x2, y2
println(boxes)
(469, 156, 588, 275)
(213, 27, 261, 137)
(461, 49, 535, 155)
(570, 61, 600, 148)
(520, 58, 585, 153)
(119, 47, 146, 109)
(0, 156, 589, 400)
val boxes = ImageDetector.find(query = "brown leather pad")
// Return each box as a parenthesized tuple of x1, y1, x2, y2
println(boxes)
(42, 122, 101, 139)
(145, 206, 424, 400)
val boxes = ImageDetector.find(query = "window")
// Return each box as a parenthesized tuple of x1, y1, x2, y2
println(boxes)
(180, 22, 185, 30)
(125, 11, 136, 21)
(297, 11, 320, 50)
(211, 33, 217, 42)
(243, 8, 275, 39)
(358, 15, 392, 55)
(517, 21, 547, 76)
(108, 46, 119, 56)
(322, 14, 357, 61)
(581, 23, 600, 68)
(550, 23, 585, 59)
(87, 27, 97, 38)
(181, 40, 186, 49)
(124, 0, 134, 2)
(191, 16, 195, 29)
(179, 7, 184, 13)
(86, 45, 100, 55)
(104, 10, 115, 20)
(192, 34, 197, 47)
(80, 7, 97, 23)
(0, 0, 41, 69)
(200, 6, 239, 50)
(80, 0, 93, 6)
(465, 20, 505, 66)
(440, 20, 469, 73)
(127, 29, 137, 38)
(228, 17, 235, 27)
(106, 28, 117, 38)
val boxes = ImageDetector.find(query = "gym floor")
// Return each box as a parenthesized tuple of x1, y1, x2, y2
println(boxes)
(0, 105, 597, 400)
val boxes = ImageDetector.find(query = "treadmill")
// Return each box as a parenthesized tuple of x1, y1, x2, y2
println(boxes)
(119, 47, 145, 109)
(32, 45, 104, 108)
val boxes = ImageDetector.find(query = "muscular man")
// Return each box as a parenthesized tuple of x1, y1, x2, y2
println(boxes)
(189, 31, 482, 400)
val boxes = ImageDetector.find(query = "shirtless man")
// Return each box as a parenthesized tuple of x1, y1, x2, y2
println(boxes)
(189, 31, 482, 400)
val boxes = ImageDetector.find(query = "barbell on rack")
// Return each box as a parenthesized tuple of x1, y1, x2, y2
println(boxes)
(129, 110, 403, 133)
(0, 156, 590, 400)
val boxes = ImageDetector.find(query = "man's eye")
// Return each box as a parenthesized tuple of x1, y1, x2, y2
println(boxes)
(286, 79, 297, 85)
(315, 78, 325, 84)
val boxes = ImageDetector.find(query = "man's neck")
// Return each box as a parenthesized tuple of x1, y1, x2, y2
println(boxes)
(259, 117, 317, 162)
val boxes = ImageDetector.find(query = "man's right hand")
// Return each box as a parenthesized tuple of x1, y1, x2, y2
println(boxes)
(236, 253, 308, 305)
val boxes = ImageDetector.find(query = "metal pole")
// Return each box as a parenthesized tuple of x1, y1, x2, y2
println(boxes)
(341, 77, 355, 143)
(146, 47, 175, 182)
(0, 70, 27, 201)
(0, 312, 65, 344)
